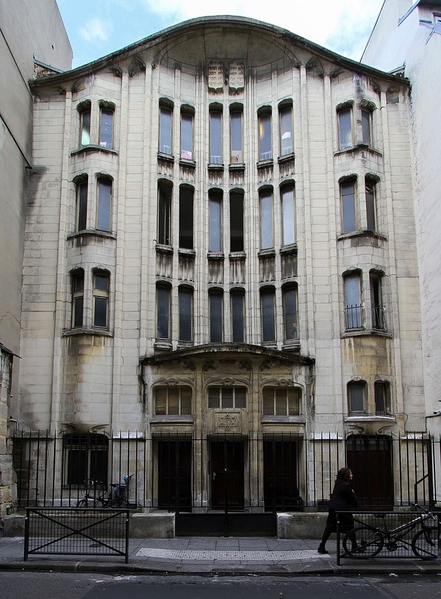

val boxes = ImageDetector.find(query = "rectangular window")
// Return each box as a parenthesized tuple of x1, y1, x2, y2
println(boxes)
(365, 181, 376, 231)
(209, 192, 222, 252)
(280, 106, 293, 156)
(374, 381, 391, 414)
(64, 434, 108, 487)
(99, 108, 113, 148)
(80, 109, 91, 146)
(156, 285, 170, 339)
(230, 110, 243, 163)
(97, 179, 112, 231)
(231, 291, 244, 343)
(209, 291, 223, 342)
(283, 286, 298, 340)
(263, 387, 300, 415)
(261, 287, 276, 342)
(260, 190, 273, 249)
(77, 180, 88, 231)
(341, 180, 356, 233)
(208, 386, 246, 409)
(158, 184, 172, 245)
(348, 382, 365, 413)
(230, 192, 244, 252)
(180, 112, 193, 160)
(155, 386, 192, 415)
(259, 112, 272, 160)
(370, 272, 386, 330)
(159, 106, 172, 154)
(179, 287, 193, 342)
(338, 107, 352, 150)
(361, 109, 372, 146)
(72, 271, 84, 328)
(210, 110, 222, 164)
(93, 272, 109, 328)
(344, 273, 362, 329)
(281, 186, 295, 245)
(179, 187, 194, 249)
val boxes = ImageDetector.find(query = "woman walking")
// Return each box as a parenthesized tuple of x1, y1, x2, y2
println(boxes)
(318, 467, 358, 554)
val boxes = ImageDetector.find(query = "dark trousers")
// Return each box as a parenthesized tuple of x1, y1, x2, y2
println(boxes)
(320, 510, 355, 547)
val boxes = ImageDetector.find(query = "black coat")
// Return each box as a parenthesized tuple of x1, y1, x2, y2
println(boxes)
(328, 480, 358, 512)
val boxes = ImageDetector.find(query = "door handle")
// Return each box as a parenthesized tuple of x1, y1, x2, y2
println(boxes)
(213, 472, 216, 480)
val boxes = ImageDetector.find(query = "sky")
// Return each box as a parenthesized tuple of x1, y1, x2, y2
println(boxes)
(56, 0, 385, 69)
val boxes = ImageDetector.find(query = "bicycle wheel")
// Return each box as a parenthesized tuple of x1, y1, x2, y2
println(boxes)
(76, 499, 88, 508)
(342, 526, 384, 558)
(411, 526, 439, 560)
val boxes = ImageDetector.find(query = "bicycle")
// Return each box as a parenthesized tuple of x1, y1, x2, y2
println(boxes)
(76, 475, 133, 508)
(342, 504, 439, 560)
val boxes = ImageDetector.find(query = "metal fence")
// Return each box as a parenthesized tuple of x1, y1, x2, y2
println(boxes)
(11, 430, 440, 513)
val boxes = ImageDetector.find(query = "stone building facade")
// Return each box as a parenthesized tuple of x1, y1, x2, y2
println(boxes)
(17, 17, 428, 515)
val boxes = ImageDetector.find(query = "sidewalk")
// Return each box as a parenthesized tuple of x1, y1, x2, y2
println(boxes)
(0, 535, 439, 576)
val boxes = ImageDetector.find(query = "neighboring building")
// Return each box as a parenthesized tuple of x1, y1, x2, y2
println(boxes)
(0, 0, 71, 516)
(14, 15, 433, 524)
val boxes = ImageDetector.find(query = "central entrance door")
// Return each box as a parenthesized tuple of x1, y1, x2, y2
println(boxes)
(210, 440, 244, 509)
(158, 439, 192, 511)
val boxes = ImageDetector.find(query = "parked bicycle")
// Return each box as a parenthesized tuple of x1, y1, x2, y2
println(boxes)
(342, 504, 439, 560)
(76, 475, 133, 508)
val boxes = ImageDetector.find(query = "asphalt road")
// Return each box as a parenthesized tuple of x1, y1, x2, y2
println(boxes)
(1, 572, 441, 598)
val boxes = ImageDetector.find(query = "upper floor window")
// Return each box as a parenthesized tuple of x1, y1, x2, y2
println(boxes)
(209, 289, 223, 342)
(344, 271, 363, 329)
(209, 108, 222, 164)
(93, 271, 110, 328)
(279, 105, 293, 156)
(261, 286, 276, 342)
(99, 106, 114, 148)
(209, 190, 222, 252)
(76, 177, 88, 231)
(80, 107, 91, 146)
(179, 286, 193, 342)
(365, 179, 377, 232)
(260, 189, 273, 249)
(283, 285, 298, 341)
(281, 185, 295, 246)
(374, 381, 391, 415)
(180, 109, 194, 160)
(361, 108, 372, 146)
(71, 270, 84, 328)
(258, 110, 272, 161)
(347, 380, 366, 413)
(155, 386, 192, 415)
(156, 284, 171, 339)
(157, 182, 172, 246)
(208, 386, 247, 409)
(338, 106, 352, 150)
(179, 186, 194, 249)
(96, 178, 112, 232)
(231, 289, 245, 343)
(341, 179, 356, 233)
(263, 387, 300, 415)
(230, 191, 244, 252)
(370, 271, 386, 331)
(230, 108, 243, 163)
(159, 104, 172, 155)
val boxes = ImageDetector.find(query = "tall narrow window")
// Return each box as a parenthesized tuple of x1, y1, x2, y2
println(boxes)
(93, 271, 109, 328)
(159, 105, 172, 155)
(180, 111, 193, 160)
(158, 183, 172, 246)
(230, 109, 243, 163)
(209, 290, 223, 342)
(179, 287, 193, 342)
(344, 272, 362, 329)
(370, 272, 386, 331)
(281, 186, 295, 246)
(76, 178, 88, 231)
(231, 289, 245, 343)
(209, 191, 222, 252)
(338, 107, 352, 150)
(261, 287, 276, 342)
(80, 108, 91, 146)
(156, 285, 170, 339)
(230, 191, 244, 252)
(179, 187, 194, 249)
(365, 179, 376, 231)
(348, 381, 366, 413)
(361, 108, 372, 146)
(209, 109, 222, 164)
(71, 270, 84, 328)
(279, 106, 293, 156)
(258, 111, 272, 160)
(374, 381, 391, 414)
(283, 285, 298, 340)
(97, 178, 112, 231)
(341, 179, 356, 233)
(99, 107, 113, 148)
(260, 189, 273, 249)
